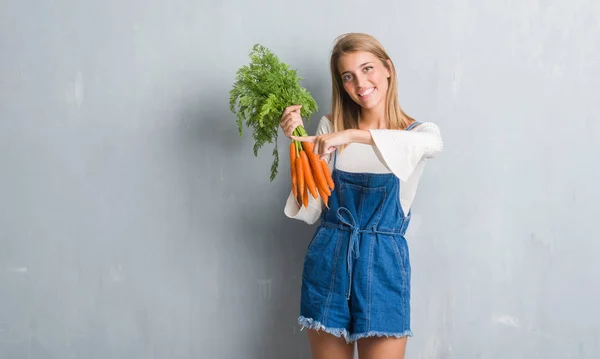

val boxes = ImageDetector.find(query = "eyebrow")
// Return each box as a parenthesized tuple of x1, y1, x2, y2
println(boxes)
(340, 62, 373, 76)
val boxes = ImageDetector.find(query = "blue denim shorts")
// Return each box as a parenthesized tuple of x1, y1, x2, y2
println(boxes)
(298, 223, 413, 343)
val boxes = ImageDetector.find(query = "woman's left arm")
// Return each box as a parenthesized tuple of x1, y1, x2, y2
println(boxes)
(296, 123, 443, 181)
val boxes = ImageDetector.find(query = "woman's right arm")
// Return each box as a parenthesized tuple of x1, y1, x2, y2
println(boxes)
(282, 112, 333, 225)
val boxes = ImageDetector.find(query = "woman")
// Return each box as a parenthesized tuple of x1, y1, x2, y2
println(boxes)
(280, 33, 443, 359)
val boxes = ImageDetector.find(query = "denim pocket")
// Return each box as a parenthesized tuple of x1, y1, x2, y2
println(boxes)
(302, 227, 338, 282)
(306, 226, 326, 253)
(390, 236, 411, 290)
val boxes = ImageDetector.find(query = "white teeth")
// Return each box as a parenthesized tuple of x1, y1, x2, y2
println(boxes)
(359, 88, 375, 97)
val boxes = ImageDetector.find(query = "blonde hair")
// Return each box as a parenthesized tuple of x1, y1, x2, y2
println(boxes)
(329, 33, 414, 134)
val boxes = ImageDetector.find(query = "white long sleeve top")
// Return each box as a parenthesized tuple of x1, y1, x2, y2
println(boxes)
(284, 116, 443, 225)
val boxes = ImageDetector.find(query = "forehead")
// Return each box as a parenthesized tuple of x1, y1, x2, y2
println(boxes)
(338, 51, 380, 73)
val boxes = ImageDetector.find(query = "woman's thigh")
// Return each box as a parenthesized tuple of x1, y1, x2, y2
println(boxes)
(357, 336, 407, 359)
(307, 329, 354, 359)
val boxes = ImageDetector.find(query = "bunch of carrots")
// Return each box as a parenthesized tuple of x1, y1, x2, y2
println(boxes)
(289, 126, 335, 208)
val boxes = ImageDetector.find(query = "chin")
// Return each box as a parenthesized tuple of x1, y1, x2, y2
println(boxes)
(356, 97, 384, 110)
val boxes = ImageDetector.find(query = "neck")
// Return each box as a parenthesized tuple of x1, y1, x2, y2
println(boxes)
(359, 105, 386, 130)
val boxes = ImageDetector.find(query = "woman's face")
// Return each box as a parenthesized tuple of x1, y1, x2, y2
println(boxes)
(338, 51, 391, 111)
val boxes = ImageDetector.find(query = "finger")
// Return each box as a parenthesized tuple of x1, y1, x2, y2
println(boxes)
(282, 104, 302, 118)
(291, 135, 316, 142)
(280, 112, 293, 127)
(281, 115, 299, 133)
(325, 146, 337, 155)
(282, 112, 301, 129)
(281, 106, 295, 118)
(316, 138, 326, 155)
(280, 116, 289, 128)
(312, 141, 319, 155)
(286, 123, 297, 137)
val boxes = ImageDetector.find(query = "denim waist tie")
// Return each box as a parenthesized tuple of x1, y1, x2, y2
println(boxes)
(333, 207, 401, 301)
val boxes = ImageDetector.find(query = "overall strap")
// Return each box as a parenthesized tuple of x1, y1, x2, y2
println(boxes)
(333, 150, 338, 169)
(405, 121, 421, 131)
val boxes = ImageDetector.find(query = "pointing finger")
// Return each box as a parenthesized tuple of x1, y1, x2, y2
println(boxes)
(291, 135, 316, 143)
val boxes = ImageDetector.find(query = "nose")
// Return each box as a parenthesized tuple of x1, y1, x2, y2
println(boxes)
(355, 72, 369, 88)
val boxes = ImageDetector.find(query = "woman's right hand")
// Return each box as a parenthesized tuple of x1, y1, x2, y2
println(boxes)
(279, 105, 304, 139)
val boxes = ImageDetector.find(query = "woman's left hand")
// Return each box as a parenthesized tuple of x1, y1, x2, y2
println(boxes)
(292, 130, 355, 160)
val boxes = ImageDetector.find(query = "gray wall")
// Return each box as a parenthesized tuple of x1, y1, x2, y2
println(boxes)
(1, 1, 599, 358)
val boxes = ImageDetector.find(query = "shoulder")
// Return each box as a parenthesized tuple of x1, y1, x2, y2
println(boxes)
(410, 121, 441, 133)
(315, 114, 333, 135)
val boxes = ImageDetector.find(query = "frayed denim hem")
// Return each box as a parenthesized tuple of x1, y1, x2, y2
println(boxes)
(298, 316, 351, 342)
(349, 330, 413, 342)
(298, 316, 413, 344)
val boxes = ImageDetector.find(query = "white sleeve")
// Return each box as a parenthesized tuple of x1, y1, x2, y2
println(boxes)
(369, 122, 443, 182)
(283, 116, 333, 225)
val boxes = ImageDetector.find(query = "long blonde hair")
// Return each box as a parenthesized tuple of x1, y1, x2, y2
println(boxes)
(329, 33, 414, 134)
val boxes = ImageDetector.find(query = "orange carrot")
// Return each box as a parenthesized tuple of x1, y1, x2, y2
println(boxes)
(302, 182, 309, 207)
(299, 150, 318, 199)
(320, 159, 335, 190)
(295, 152, 304, 201)
(318, 182, 331, 197)
(317, 187, 331, 208)
(321, 191, 329, 209)
(290, 142, 298, 199)
(301, 142, 329, 193)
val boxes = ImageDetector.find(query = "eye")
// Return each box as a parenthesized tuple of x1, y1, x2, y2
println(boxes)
(342, 74, 353, 82)
(364, 66, 373, 72)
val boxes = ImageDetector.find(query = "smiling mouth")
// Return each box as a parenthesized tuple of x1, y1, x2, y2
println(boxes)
(358, 88, 375, 97)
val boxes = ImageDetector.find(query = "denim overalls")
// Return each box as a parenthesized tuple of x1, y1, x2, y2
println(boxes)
(299, 122, 420, 342)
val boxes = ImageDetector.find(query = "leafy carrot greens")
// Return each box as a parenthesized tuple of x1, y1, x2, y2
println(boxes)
(229, 44, 318, 181)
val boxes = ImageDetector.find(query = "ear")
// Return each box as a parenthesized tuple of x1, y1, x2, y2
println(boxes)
(385, 59, 392, 78)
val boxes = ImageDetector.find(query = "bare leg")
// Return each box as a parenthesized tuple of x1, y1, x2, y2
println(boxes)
(307, 329, 354, 359)
(357, 336, 407, 359)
